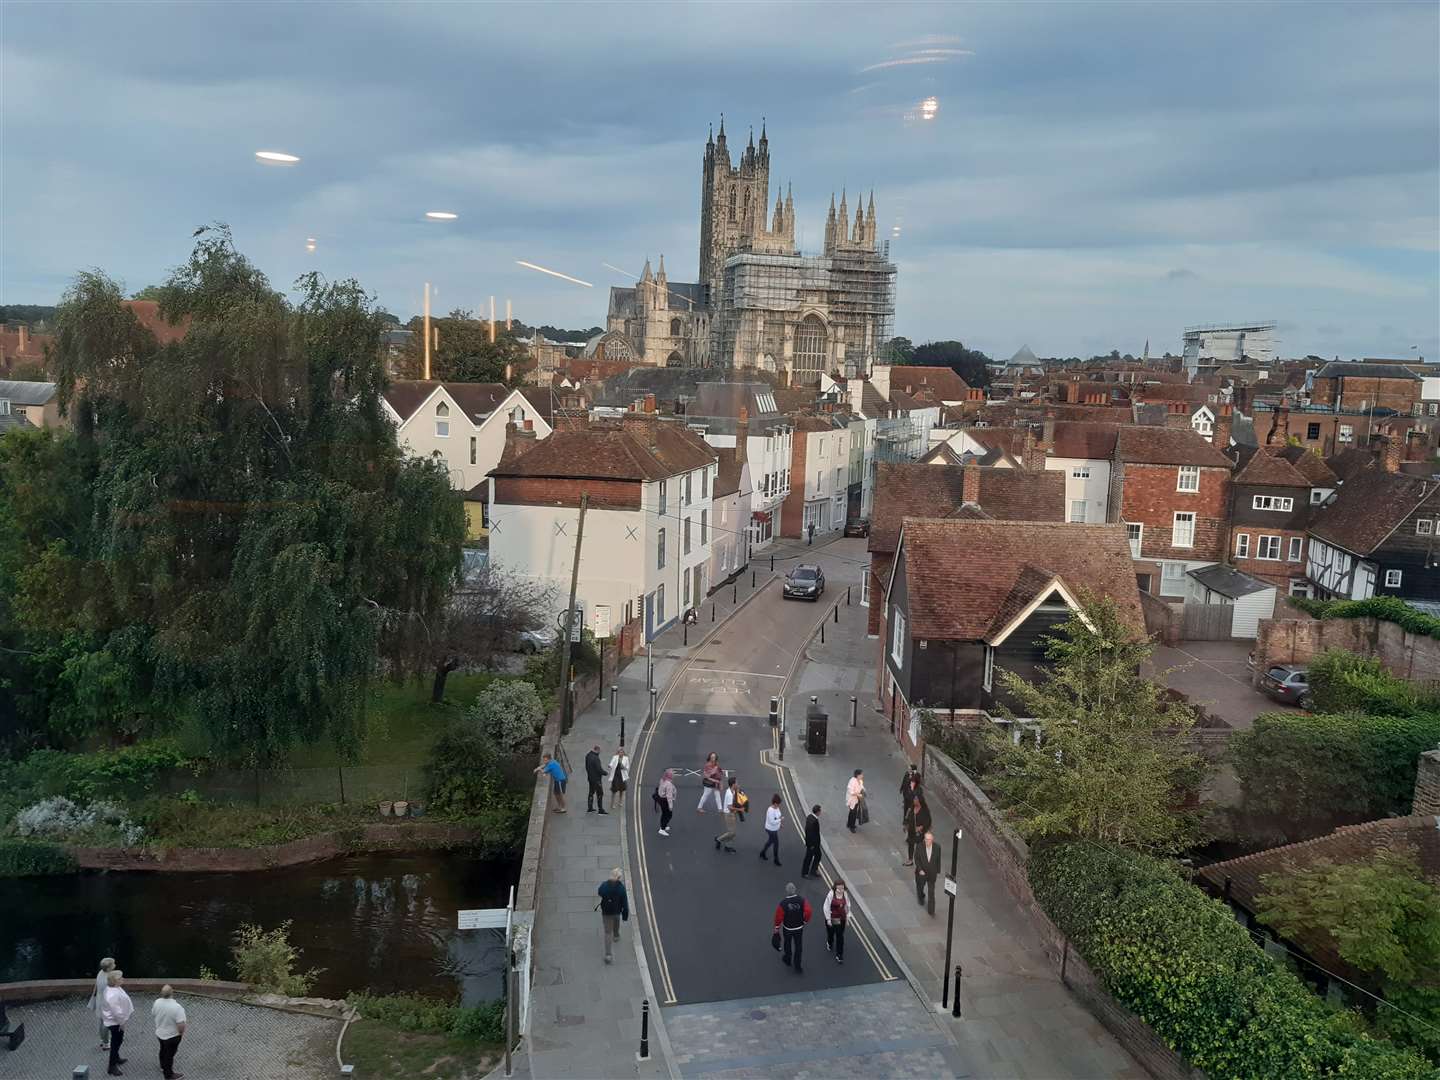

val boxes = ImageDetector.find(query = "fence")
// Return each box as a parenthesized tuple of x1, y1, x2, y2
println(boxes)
(1181, 602, 1233, 641)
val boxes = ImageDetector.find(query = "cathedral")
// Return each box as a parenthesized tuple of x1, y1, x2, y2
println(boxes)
(596, 119, 896, 384)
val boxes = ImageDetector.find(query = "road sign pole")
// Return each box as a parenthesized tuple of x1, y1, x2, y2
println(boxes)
(942, 828, 961, 1010)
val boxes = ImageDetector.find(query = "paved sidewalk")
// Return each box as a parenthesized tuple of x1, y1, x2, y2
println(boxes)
(780, 588, 1146, 1079)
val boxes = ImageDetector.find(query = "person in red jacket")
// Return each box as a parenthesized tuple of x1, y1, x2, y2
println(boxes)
(773, 881, 813, 974)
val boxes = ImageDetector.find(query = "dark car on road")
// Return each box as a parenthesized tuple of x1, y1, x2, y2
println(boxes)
(843, 519, 870, 538)
(783, 564, 825, 601)
(1260, 665, 1312, 708)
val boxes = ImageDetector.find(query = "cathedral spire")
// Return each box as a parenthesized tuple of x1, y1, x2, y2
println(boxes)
(707, 123, 714, 149)
(657, 253, 667, 281)
(641, 257, 653, 283)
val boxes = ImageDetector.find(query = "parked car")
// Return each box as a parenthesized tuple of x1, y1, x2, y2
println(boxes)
(783, 564, 825, 601)
(515, 626, 557, 654)
(843, 519, 870, 538)
(1260, 665, 1312, 708)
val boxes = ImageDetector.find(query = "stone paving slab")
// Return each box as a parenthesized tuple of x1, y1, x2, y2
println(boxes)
(0, 992, 336, 1079)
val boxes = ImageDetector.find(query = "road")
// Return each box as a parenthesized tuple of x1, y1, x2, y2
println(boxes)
(626, 575, 897, 1007)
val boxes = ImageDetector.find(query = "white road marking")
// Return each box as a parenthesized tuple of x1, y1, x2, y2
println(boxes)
(691, 668, 788, 679)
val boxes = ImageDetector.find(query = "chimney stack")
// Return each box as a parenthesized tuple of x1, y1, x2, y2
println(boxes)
(1022, 425, 1044, 471)
(17, 325, 28, 352)
(1214, 404, 1233, 448)
(1043, 413, 1056, 448)
(1383, 434, 1403, 474)
(644, 393, 657, 414)
(962, 462, 982, 505)
(498, 422, 538, 468)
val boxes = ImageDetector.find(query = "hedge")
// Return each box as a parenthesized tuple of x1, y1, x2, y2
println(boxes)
(1290, 595, 1440, 640)
(1029, 843, 1435, 1079)
(0, 839, 78, 877)
(346, 992, 505, 1042)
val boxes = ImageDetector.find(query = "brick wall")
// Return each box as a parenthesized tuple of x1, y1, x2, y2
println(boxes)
(921, 747, 1201, 1080)
(1230, 528, 1307, 588)
(1414, 751, 1440, 815)
(493, 475, 640, 510)
(1254, 606, 1440, 685)
(1311, 375, 1418, 414)
(780, 431, 811, 538)
(1119, 463, 1230, 562)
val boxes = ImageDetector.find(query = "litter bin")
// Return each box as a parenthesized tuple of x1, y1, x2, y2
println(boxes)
(805, 704, 828, 755)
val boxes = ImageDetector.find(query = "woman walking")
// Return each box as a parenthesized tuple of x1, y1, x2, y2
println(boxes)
(759, 794, 784, 865)
(904, 794, 932, 867)
(88, 957, 116, 1051)
(656, 769, 677, 836)
(845, 769, 866, 833)
(608, 745, 630, 810)
(823, 880, 850, 963)
(697, 752, 725, 813)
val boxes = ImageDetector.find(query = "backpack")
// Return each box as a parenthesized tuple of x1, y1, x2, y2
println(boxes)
(734, 789, 750, 820)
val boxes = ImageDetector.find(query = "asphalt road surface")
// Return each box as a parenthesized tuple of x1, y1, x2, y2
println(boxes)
(628, 582, 898, 1007)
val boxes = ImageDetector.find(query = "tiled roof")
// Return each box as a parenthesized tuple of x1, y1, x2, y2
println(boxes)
(895, 519, 1144, 641)
(1325, 447, 1379, 483)
(1050, 422, 1119, 460)
(1134, 383, 1219, 405)
(714, 445, 746, 497)
(918, 441, 966, 465)
(1049, 404, 1133, 425)
(1197, 814, 1440, 977)
(0, 379, 56, 406)
(1114, 426, 1233, 467)
(1233, 447, 1311, 487)
(868, 462, 1063, 555)
(383, 381, 513, 424)
(491, 416, 715, 482)
(892, 366, 969, 401)
(1316, 361, 1420, 382)
(518, 386, 554, 423)
(969, 426, 1029, 457)
(123, 300, 190, 345)
(1307, 472, 1436, 555)
(791, 414, 846, 433)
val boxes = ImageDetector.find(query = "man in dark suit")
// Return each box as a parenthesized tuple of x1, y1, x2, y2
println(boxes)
(584, 745, 608, 814)
(801, 804, 823, 878)
(915, 830, 942, 915)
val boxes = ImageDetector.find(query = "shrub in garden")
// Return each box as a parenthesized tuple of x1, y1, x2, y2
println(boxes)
(346, 991, 505, 1042)
(230, 921, 321, 996)
(1306, 650, 1438, 718)
(0, 838, 78, 876)
(1028, 842, 1434, 1079)
(1290, 595, 1440, 640)
(466, 680, 545, 755)
(12, 795, 145, 846)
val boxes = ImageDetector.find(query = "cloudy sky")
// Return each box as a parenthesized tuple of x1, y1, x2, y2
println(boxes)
(3, 1, 1437, 360)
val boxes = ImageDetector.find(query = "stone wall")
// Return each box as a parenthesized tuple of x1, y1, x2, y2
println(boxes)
(1140, 591, 1180, 646)
(921, 746, 1204, 1080)
(1414, 749, 1440, 815)
(1254, 606, 1440, 686)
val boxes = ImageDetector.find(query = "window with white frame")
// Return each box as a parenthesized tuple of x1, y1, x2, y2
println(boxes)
(982, 645, 994, 693)
(683, 518, 692, 555)
(1235, 533, 1250, 558)
(1419, 519, 1434, 536)
(890, 606, 906, 665)
(700, 509, 708, 544)
(469, 437, 476, 465)
(860, 566, 871, 606)
(1338, 424, 1354, 443)
(657, 528, 666, 569)
(1161, 561, 1187, 591)
(1288, 536, 1303, 562)
(1252, 495, 1294, 511)
(685, 472, 693, 505)
(1177, 466, 1200, 492)
(658, 480, 667, 515)
(1071, 466, 1090, 479)
(1385, 569, 1402, 588)
(1069, 500, 1087, 523)
(1192, 413, 1213, 436)
(1311, 488, 1325, 504)
(1126, 522, 1142, 544)
(1172, 512, 1196, 547)
(701, 469, 708, 499)
(435, 401, 450, 437)
(1258, 535, 1281, 560)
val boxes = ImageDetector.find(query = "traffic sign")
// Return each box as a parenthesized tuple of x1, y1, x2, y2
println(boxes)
(943, 876, 957, 897)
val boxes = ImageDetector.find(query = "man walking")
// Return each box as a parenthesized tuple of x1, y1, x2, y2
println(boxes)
(714, 776, 740, 853)
(596, 868, 629, 964)
(584, 744, 609, 813)
(759, 794, 783, 866)
(915, 830, 942, 916)
(151, 985, 187, 1080)
(801, 804, 822, 878)
(773, 882, 813, 973)
(100, 969, 133, 1076)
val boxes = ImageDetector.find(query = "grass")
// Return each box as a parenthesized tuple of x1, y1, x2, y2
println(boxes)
(132, 798, 375, 849)
(342, 1018, 501, 1080)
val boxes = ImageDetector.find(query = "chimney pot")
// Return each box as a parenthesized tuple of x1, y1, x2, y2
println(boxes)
(523, 419, 533, 431)
(962, 462, 981, 505)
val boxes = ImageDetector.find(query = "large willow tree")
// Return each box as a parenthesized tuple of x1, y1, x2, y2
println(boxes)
(2, 227, 463, 763)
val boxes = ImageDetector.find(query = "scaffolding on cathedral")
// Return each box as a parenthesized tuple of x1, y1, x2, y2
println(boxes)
(711, 243, 897, 385)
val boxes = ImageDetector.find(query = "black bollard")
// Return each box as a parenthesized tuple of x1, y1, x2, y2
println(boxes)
(638, 998, 651, 1060)
(820, 621, 825, 645)
(751, 570, 756, 588)
(610, 685, 617, 716)
(833, 604, 839, 624)
(770, 554, 774, 572)
(683, 622, 688, 647)
(649, 687, 658, 725)
(850, 695, 857, 727)
(732, 583, 737, 604)
(846, 584, 851, 606)
(952, 965, 962, 1017)
(620, 715, 626, 747)
(712, 603, 716, 622)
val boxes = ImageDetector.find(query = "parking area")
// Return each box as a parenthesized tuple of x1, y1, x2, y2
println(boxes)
(1148, 639, 1300, 730)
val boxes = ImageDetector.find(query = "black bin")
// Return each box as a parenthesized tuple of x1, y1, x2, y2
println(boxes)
(805, 705, 828, 755)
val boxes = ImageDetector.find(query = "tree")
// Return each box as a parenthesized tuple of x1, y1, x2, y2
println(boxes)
(906, 339, 992, 387)
(130, 285, 166, 301)
(466, 679, 546, 755)
(398, 312, 529, 384)
(886, 336, 915, 364)
(982, 595, 1207, 854)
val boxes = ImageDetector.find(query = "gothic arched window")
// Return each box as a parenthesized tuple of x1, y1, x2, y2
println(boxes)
(729, 187, 736, 221)
(670, 319, 683, 337)
(794, 316, 827, 378)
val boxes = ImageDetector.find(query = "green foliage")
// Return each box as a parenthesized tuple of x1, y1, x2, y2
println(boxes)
(982, 595, 1207, 854)
(1029, 843, 1435, 1079)
(1307, 650, 1438, 718)
(0, 839, 77, 877)
(229, 921, 322, 996)
(400, 312, 529, 384)
(1380, 986, 1440, 1064)
(900, 339, 993, 387)
(919, 709, 995, 776)
(424, 721, 504, 818)
(130, 798, 366, 849)
(1290, 596, 1440, 640)
(466, 680, 545, 755)
(346, 992, 505, 1042)
(1231, 710, 1440, 842)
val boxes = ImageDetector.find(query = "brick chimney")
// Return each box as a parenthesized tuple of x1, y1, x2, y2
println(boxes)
(1383, 434, 1403, 474)
(1214, 404, 1233, 448)
(498, 422, 538, 468)
(962, 462, 981, 505)
(1065, 380, 1080, 404)
(1413, 749, 1440, 814)
(1022, 425, 1045, 471)
(622, 412, 661, 446)
(17, 325, 27, 352)
(735, 410, 749, 466)
(553, 409, 589, 432)
(644, 393, 657, 414)
(1043, 413, 1056, 448)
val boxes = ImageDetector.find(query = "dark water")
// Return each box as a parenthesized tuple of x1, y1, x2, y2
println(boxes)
(0, 853, 517, 1004)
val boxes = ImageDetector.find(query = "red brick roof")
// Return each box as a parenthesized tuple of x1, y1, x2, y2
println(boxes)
(895, 519, 1144, 640)
(892, 365, 969, 400)
(1134, 383, 1219, 405)
(868, 462, 1064, 555)
(1273, 445, 1339, 486)
(1050, 422, 1120, 460)
(123, 300, 190, 345)
(1114, 426, 1233, 467)
(491, 415, 715, 483)
(1308, 472, 1436, 555)
(1233, 447, 1311, 487)
(383, 381, 514, 423)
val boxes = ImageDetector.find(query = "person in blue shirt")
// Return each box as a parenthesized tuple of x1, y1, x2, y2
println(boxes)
(534, 752, 568, 813)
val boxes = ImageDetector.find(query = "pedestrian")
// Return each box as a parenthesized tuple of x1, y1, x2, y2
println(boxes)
(899, 764, 922, 822)
(100, 968, 133, 1076)
(807, 521, 815, 545)
(823, 880, 849, 964)
(903, 794, 932, 867)
(801, 804, 822, 878)
(772, 881, 812, 973)
(655, 769, 677, 835)
(608, 745, 630, 810)
(916, 829, 942, 916)
(584, 744, 608, 814)
(151, 984, 187, 1080)
(696, 752, 725, 812)
(596, 867, 629, 964)
(845, 768, 866, 832)
(714, 775, 740, 853)
(534, 752, 567, 813)
(88, 956, 116, 1051)
(758, 793, 783, 865)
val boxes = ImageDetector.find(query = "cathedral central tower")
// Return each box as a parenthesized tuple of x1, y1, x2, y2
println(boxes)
(698, 117, 770, 309)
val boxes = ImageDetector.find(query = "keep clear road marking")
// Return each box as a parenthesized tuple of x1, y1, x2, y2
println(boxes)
(691, 668, 788, 680)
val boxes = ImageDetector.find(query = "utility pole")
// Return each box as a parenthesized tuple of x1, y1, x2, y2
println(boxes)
(423, 282, 432, 380)
(557, 493, 589, 734)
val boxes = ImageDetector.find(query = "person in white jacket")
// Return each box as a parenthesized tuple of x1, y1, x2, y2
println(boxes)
(100, 969, 134, 1076)
(608, 746, 630, 811)
(845, 769, 866, 833)
(822, 880, 850, 963)
(88, 956, 117, 1050)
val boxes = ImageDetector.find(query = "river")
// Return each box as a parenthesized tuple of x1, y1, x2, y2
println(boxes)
(0, 853, 517, 1004)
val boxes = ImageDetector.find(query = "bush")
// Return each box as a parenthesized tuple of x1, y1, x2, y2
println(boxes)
(0, 838, 78, 876)
(1029, 843, 1434, 1079)
(346, 991, 505, 1042)
(229, 921, 322, 996)
(424, 722, 504, 818)
(1230, 710, 1440, 842)
(1307, 651, 1438, 717)
(920, 710, 995, 776)
(12, 795, 145, 846)
(1291, 596, 1440, 640)
(466, 680, 545, 755)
